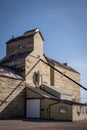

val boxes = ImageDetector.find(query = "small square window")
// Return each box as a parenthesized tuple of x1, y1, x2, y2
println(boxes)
(59, 107, 68, 114)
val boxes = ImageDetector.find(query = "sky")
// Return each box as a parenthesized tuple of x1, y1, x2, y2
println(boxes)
(0, 0, 87, 102)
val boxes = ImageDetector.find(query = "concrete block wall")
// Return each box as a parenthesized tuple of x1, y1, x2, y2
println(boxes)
(0, 76, 25, 119)
(54, 65, 80, 102)
(34, 32, 44, 55)
(72, 105, 87, 121)
(25, 52, 50, 87)
(41, 98, 56, 119)
(26, 88, 42, 99)
(50, 103, 72, 121)
(25, 51, 80, 102)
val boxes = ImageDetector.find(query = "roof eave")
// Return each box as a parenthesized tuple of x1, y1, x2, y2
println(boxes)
(44, 54, 80, 74)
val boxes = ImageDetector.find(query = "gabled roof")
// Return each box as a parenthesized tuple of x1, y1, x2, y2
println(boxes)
(6, 28, 44, 44)
(24, 28, 44, 41)
(0, 65, 23, 79)
(44, 55, 79, 74)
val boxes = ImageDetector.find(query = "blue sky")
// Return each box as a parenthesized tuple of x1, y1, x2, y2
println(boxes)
(0, 0, 87, 102)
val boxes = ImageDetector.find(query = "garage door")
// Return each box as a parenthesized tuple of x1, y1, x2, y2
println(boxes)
(26, 99, 40, 118)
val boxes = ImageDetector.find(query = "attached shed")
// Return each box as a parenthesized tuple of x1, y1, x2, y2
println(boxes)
(50, 100, 87, 121)
(26, 86, 57, 119)
(25, 86, 87, 121)
(50, 102, 72, 121)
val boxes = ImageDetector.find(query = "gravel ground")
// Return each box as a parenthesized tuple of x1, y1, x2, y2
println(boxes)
(0, 119, 87, 130)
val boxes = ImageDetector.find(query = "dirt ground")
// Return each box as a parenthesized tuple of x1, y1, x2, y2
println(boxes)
(0, 119, 87, 130)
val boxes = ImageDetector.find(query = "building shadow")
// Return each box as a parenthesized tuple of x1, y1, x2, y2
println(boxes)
(0, 88, 25, 119)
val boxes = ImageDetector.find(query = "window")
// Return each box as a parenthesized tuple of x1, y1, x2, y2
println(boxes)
(77, 107, 81, 115)
(59, 107, 68, 114)
(9, 61, 14, 66)
(82, 108, 86, 114)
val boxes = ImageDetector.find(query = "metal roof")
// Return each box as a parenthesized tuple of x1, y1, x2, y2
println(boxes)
(42, 83, 71, 96)
(44, 55, 79, 74)
(0, 65, 23, 79)
(27, 86, 57, 99)
(50, 99, 87, 106)
(27, 86, 87, 106)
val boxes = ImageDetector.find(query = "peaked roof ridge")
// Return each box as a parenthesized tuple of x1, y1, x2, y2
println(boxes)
(24, 28, 44, 41)
(6, 28, 44, 44)
(24, 28, 38, 35)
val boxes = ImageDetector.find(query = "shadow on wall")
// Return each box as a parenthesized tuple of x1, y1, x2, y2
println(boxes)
(0, 59, 41, 119)
(0, 88, 25, 119)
